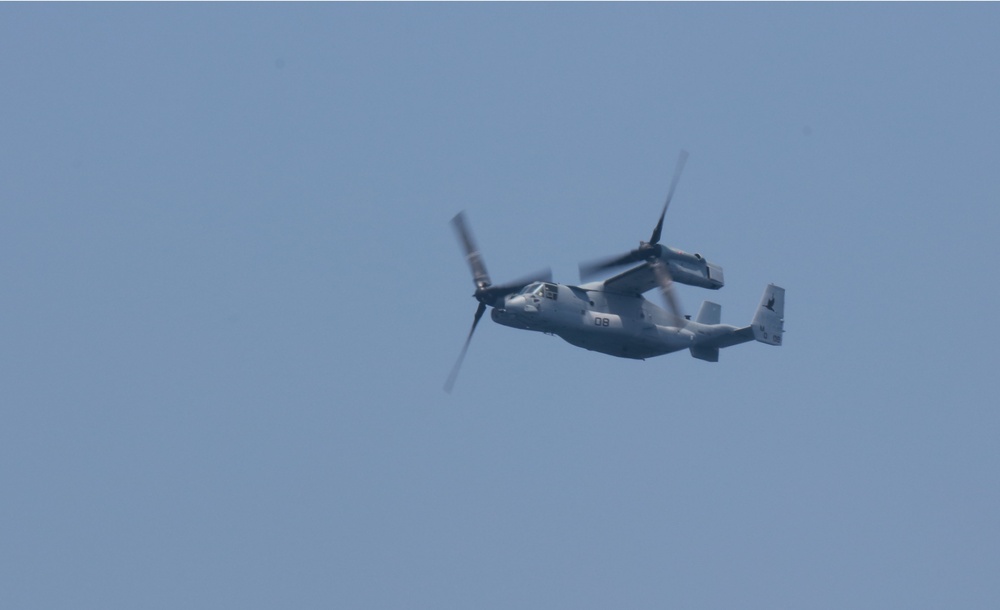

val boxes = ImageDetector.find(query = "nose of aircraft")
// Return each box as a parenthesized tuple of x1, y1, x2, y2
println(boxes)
(505, 294, 538, 313)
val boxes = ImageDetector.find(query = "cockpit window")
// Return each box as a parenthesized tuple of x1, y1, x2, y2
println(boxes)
(519, 282, 557, 299)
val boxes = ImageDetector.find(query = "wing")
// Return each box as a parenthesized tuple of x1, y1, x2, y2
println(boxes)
(599, 262, 660, 296)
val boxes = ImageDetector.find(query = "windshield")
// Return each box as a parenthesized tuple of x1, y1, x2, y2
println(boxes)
(518, 282, 556, 300)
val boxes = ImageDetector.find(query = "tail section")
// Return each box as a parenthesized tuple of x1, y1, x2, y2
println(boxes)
(688, 284, 785, 361)
(751, 284, 784, 346)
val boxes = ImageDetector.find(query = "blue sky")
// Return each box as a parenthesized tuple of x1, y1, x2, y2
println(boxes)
(2, 4, 999, 609)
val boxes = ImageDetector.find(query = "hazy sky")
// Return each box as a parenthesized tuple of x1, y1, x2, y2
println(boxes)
(3, 4, 999, 609)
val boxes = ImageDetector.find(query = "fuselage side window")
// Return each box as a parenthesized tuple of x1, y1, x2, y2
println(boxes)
(543, 283, 558, 300)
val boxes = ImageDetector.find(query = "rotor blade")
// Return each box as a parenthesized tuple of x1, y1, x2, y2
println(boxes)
(649, 149, 689, 246)
(479, 268, 553, 302)
(650, 259, 686, 328)
(451, 212, 491, 289)
(444, 301, 487, 394)
(579, 251, 644, 281)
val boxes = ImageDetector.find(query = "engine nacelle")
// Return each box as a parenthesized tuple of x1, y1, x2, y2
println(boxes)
(665, 250, 724, 290)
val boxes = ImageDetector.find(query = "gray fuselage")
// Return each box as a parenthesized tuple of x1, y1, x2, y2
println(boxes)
(490, 282, 737, 360)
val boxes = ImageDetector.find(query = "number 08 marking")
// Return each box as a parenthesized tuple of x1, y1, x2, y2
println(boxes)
(594, 317, 610, 327)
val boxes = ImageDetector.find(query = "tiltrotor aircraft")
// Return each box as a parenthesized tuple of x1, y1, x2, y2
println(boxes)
(445, 152, 784, 392)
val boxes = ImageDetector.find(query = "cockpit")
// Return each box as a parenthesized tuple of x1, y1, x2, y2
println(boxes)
(519, 282, 542, 295)
(494, 282, 560, 331)
(518, 282, 558, 300)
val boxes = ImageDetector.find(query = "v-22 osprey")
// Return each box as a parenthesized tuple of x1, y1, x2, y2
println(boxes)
(445, 151, 784, 392)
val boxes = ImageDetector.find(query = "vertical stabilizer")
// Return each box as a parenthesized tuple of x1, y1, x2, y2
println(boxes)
(751, 284, 784, 346)
(695, 301, 721, 325)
